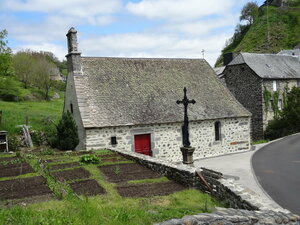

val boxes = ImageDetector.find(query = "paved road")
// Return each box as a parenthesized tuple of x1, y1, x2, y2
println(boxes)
(252, 133, 300, 215)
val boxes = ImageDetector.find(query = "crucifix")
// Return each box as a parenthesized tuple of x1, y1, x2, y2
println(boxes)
(176, 87, 196, 148)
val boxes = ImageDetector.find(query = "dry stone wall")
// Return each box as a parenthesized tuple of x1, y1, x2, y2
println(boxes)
(85, 117, 250, 162)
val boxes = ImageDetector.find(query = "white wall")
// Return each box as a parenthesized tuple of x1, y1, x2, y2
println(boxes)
(85, 117, 250, 162)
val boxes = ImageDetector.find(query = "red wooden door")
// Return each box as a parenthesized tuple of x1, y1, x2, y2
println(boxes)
(134, 134, 152, 156)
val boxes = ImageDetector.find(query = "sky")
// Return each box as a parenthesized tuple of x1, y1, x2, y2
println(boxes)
(0, 0, 264, 66)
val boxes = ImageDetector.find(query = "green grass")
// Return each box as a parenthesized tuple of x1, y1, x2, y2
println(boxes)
(0, 151, 224, 225)
(216, 4, 300, 66)
(0, 96, 64, 134)
(252, 140, 269, 145)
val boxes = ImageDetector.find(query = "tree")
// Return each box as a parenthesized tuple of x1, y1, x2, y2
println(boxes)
(33, 55, 56, 100)
(0, 29, 13, 76)
(53, 112, 79, 150)
(13, 50, 35, 88)
(240, 1, 259, 25)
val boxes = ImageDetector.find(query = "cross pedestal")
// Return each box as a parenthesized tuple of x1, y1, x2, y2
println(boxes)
(180, 147, 195, 164)
(176, 87, 196, 165)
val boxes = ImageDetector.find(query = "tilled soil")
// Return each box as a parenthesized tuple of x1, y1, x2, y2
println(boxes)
(52, 167, 91, 182)
(70, 179, 106, 196)
(100, 157, 130, 163)
(0, 162, 35, 178)
(98, 163, 162, 183)
(49, 162, 81, 171)
(0, 176, 53, 200)
(0, 156, 19, 162)
(98, 153, 120, 158)
(117, 181, 187, 198)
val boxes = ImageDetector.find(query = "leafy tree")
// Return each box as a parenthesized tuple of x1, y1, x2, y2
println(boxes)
(240, 1, 259, 25)
(52, 111, 79, 151)
(0, 29, 13, 76)
(13, 50, 36, 88)
(33, 55, 56, 100)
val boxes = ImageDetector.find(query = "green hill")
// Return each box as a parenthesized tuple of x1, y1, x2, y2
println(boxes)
(215, 1, 300, 66)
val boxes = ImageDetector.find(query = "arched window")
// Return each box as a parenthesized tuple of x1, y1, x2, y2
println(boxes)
(214, 121, 221, 141)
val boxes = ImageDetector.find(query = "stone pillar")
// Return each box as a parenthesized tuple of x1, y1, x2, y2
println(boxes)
(66, 27, 82, 75)
(180, 146, 195, 164)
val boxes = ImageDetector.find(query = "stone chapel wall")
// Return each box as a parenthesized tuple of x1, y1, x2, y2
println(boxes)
(85, 117, 250, 162)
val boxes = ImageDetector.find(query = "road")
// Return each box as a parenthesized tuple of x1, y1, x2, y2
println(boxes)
(252, 133, 300, 215)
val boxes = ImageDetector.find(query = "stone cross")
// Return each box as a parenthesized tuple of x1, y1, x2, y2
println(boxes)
(176, 87, 196, 148)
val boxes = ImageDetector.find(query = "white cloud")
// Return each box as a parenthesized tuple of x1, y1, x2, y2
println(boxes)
(126, 0, 239, 21)
(80, 32, 231, 66)
(1, 0, 121, 17)
(163, 14, 239, 36)
(13, 43, 67, 61)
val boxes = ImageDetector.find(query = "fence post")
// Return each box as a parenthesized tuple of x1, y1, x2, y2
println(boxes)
(0, 110, 2, 126)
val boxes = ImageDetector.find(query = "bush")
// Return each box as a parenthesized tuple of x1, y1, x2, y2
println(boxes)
(52, 111, 79, 151)
(0, 77, 22, 101)
(7, 134, 22, 151)
(80, 154, 100, 164)
(30, 130, 48, 146)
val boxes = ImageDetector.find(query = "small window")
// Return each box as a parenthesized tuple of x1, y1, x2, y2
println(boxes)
(70, 103, 73, 114)
(241, 67, 245, 72)
(273, 81, 277, 91)
(278, 99, 283, 110)
(111, 136, 117, 146)
(214, 121, 221, 141)
(297, 80, 300, 87)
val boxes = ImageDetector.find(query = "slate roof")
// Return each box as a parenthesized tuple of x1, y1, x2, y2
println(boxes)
(228, 53, 300, 79)
(214, 66, 225, 77)
(74, 57, 250, 128)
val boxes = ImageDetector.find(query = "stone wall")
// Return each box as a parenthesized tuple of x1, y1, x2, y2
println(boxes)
(109, 148, 300, 225)
(224, 64, 264, 140)
(64, 73, 86, 150)
(86, 117, 250, 162)
(262, 79, 299, 129)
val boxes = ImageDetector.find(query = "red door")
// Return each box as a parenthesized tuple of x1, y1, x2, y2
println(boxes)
(134, 134, 152, 156)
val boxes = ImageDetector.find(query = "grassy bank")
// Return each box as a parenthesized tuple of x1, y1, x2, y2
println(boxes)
(0, 95, 64, 134)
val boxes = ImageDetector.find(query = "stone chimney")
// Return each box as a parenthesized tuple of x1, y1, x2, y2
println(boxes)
(66, 27, 82, 75)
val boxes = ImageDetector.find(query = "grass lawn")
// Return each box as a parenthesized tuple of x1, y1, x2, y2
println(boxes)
(0, 150, 224, 225)
(0, 95, 64, 134)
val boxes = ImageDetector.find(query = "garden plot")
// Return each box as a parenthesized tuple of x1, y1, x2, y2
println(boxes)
(49, 162, 81, 171)
(117, 181, 186, 198)
(98, 163, 162, 183)
(70, 179, 106, 196)
(0, 176, 53, 200)
(51, 167, 91, 182)
(0, 161, 35, 178)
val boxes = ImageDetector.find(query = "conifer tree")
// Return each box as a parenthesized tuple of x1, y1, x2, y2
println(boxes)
(54, 111, 79, 150)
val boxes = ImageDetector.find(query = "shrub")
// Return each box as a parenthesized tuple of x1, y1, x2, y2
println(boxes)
(80, 154, 100, 164)
(52, 111, 79, 151)
(30, 130, 48, 146)
(7, 134, 22, 151)
(0, 77, 22, 101)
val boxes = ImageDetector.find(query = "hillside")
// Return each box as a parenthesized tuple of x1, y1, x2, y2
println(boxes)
(215, 1, 300, 66)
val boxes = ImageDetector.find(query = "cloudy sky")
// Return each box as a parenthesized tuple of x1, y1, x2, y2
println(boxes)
(0, 0, 264, 66)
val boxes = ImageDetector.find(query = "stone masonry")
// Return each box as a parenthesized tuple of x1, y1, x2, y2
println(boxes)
(224, 64, 263, 140)
(85, 116, 250, 162)
(262, 79, 299, 129)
